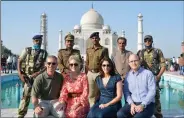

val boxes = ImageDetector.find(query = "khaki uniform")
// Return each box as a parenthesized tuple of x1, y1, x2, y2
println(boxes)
(111, 49, 132, 80)
(18, 47, 47, 118)
(86, 45, 109, 107)
(57, 49, 81, 73)
(138, 48, 166, 118)
(57, 33, 82, 74)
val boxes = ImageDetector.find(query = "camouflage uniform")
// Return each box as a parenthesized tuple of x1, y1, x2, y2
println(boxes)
(18, 35, 47, 118)
(138, 47, 166, 118)
(57, 33, 82, 74)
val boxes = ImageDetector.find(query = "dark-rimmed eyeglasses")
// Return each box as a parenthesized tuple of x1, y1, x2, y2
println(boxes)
(102, 64, 110, 67)
(47, 62, 56, 66)
(69, 63, 79, 67)
(129, 60, 139, 63)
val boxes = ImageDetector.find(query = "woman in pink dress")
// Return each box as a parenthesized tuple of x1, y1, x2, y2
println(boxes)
(59, 54, 89, 118)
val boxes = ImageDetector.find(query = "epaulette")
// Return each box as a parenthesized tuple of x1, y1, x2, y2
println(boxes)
(58, 49, 65, 52)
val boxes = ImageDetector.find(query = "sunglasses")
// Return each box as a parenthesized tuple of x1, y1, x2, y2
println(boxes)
(47, 62, 56, 66)
(102, 64, 110, 67)
(69, 63, 79, 67)
(129, 60, 139, 63)
(34, 39, 40, 43)
(144, 39, 152, 43)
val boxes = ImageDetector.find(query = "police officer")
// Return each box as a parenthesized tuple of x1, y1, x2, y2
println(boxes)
(17, 35, 48, 118)
(57, 33, 82, 74)
(137, 35, 166, 118)
(85, 32, 109, 107)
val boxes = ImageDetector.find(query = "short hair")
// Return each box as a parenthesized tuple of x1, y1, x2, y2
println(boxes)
(99, 57, 116, 78)
(68, 54, 82, 69)
(117, 37, 127, 44)
(46, 55, 57, 62)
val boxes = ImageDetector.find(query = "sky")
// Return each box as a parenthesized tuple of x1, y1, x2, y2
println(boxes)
(1, 1, 184, 58)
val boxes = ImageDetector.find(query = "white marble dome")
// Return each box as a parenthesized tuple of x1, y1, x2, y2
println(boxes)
(74, 25, 81, 30)
(103, 25, 111, 30)
(80, 8, 104, 29)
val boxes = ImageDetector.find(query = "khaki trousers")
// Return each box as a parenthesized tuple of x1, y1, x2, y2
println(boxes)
(87, 71, 100, 107)
(34, 99, 65, 118)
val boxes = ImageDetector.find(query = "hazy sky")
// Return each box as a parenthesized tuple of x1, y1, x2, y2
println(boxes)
(2, 1, 183, 58)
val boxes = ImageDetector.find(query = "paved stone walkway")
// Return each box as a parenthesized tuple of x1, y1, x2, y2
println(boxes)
(1, 108, 184, 117)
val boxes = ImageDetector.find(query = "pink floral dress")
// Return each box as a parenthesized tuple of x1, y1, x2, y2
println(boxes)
(59, 73, 89, 118)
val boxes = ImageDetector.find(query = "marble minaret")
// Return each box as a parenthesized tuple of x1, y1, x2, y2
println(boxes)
(137, 13, 143, 51)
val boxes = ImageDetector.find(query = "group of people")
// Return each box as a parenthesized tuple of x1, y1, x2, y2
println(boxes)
(17, 31, 166, 118)
(1, 54, 18, 74)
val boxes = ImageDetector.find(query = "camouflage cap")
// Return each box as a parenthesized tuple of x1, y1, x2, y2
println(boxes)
(65, 32, 74, 41)
(32, 35, 43, 40)
(144, 35, 153, 41)
(90, 32, 99, 39)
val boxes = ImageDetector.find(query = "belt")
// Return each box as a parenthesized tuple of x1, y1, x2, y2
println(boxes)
(68, 93, 81, 98)
(89, 69, 99, 73)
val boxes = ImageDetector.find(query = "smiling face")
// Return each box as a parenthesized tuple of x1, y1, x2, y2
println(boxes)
(45, 56, 58, 76)
(69, 59, 80, 73)
(128, 54, 140, 71)
(101, 60, 111, 74)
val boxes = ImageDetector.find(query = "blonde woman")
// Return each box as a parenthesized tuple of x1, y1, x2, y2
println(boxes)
(59, 54, 89, 118)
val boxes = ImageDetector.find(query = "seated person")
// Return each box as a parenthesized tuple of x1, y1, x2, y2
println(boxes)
(87, 57, 122, 118)
(117, 54, 156, 118)
(31, 55, 65, 117)
(59, 54, 89, 118)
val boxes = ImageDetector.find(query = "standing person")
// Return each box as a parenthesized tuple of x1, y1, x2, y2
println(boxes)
(7, 54, 13, 73)
(13, 55, 18, 70)
(85, 32, 109, 107)
(137, 35, 166, 118)
(1, 55, 7, 73)
(179, 54, 184, 75)
(17, 35, 48, 118)
(32, 55, 64, 117)
(59, 55, 89, 118)
(111, 37, 132, 81)
(87, 57, 122, 118)
(57, 33, 82, 75)
(117, 54, 156, 118)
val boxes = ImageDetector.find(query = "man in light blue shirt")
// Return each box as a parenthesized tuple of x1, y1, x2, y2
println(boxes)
(117, 54, 156, 118)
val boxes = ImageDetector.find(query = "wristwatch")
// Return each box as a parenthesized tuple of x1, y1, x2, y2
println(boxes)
(141, 104, 146, 108)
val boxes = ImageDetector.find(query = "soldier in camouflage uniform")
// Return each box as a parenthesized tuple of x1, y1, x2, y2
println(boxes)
(85, 32, 109, 107)
(137, 35, 166, 118)
(57, 33, 82, 75)
(17, 35, 48, 118)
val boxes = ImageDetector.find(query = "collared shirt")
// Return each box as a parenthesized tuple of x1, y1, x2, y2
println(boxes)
(57, 48, 81, 72)
(124, 67, 156, 106)
(111, 48, 132, 78)
(86, 45, 109, 70)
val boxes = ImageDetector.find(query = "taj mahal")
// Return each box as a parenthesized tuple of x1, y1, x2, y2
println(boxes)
(40, 7, 144, 60)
